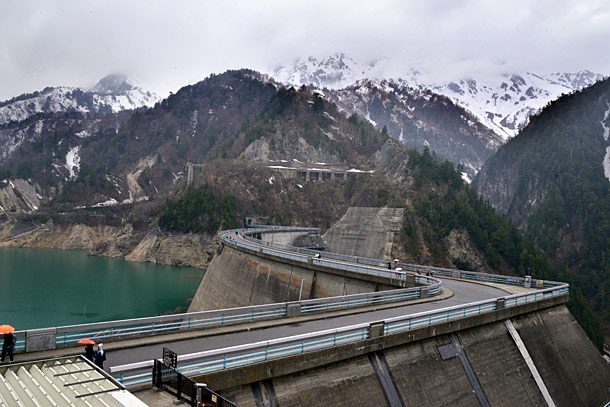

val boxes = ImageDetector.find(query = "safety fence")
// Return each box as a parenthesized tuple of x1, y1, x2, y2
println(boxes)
(112, 283, 569, 387)
(153, 359, 237, 407)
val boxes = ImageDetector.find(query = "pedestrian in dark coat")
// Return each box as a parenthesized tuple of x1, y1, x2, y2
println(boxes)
(1, 333, 15, 363)
(94, 343, 106, 369)
(84, 344, 95, 362)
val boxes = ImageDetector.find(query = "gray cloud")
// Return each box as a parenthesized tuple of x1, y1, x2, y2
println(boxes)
(1, 0, 609, 100)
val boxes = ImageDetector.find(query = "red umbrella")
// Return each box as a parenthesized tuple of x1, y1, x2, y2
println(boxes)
(77, 338, 96, 345)
(0, 325, 15, 334)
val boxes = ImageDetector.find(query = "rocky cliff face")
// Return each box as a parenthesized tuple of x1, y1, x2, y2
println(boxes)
(0, 219, 119, 250)
(0, 218, 217, 269)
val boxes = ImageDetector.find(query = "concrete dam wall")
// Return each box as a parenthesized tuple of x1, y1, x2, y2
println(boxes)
(188, 244, 403, 311)
(322, 207, 404, 261)
(215, 305, 610, 407)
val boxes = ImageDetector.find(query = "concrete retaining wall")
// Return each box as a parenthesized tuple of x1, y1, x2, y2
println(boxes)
(322, 207, 405, 261)
(202, 304, 610, 407)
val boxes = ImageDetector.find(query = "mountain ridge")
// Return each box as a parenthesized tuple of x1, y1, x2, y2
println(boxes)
(0, 74, 159, 126)
(270, 53, 605, 140)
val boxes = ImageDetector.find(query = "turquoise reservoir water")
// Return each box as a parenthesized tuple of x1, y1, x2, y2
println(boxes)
(0, 248, 204, 330)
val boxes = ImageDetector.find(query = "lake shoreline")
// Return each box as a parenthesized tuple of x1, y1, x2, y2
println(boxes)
(0, 246, 205, 330)
(0, 218, 220, 270)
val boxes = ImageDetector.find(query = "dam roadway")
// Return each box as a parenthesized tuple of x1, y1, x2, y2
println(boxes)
(104, 277, 510, 371)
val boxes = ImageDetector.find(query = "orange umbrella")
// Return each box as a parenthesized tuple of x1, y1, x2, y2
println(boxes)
(0, 325, 15, 334)
(77, 338, 96, 345)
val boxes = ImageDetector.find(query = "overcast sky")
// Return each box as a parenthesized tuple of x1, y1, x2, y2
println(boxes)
(1, 0, 609, 100)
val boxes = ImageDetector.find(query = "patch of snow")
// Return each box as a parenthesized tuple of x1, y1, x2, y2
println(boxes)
(92, 198, 118, 208)
(34, 120, 43, 134)
(600, 101, 610, 181)
(461, 172, 472, 183)
(268, 165, 297, 170)
(347, 168, 374, 173)
(65, 146, 81, 179)
(323, 111, 336, 121)
(75, 130, 89, 138)
(604, 146, 610, 180)
(296, 184, 303, 189)
(268, 175, 275, 185)
(601, 101, 610, 141)
(322, 130, 335, 140)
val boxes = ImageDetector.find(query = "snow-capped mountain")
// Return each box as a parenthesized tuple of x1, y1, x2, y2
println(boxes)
(0, 74, 159, 126)
(273, 53, 386, 90)
(323, 78, 502, 179)
(271, 54, 605, 141)
(426, 71, 605, 140)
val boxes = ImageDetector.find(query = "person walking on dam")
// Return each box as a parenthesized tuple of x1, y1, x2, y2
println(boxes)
(94, 343, 106, 369)
(85, 344, 95, 362)
(1, 333, 15, 363)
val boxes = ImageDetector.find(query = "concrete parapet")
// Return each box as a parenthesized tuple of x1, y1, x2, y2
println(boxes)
(497, 298, 505, 310)
(451, 270, 461, 278)
(26, 328, 56, 352)
(286, 303, 302, 318)
(420, 287, 429, 298)
(369, 322, 385, 339)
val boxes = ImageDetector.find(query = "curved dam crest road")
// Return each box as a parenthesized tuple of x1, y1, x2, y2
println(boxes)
(104, 279, 509, 371)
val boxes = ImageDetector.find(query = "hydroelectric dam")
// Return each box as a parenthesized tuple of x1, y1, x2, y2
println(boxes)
(7, 224, 610, 407)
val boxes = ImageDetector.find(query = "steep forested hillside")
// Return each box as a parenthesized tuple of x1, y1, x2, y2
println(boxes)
(475, 78, 610, 340)
(0, 69, 387, 211)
